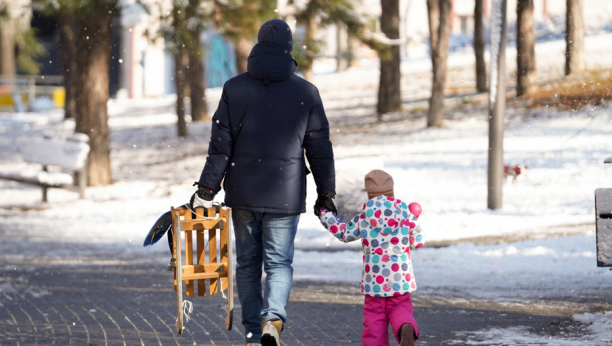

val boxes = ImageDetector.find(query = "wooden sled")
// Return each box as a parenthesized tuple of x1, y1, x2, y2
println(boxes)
(171, 204, 234, 334)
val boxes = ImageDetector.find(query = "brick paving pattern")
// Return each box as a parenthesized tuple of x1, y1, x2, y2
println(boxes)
(0, 264, 582, 345)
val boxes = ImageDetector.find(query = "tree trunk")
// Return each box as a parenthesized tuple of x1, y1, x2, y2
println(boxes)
(565, 0, 585, 75)
(427, 0, 439, 54)
(175, 48, 188, 137)
(516, 0, 536, 96)
(189, 45, 208, 122)
(303, 14, 317, 82)
(488, 0, 507, 210)
(336, 22, 348, 72)
(0, 19, 16, 76)
(377, 0, 401, 117)
(74, 1, 113, 186)
(427, 0, 451, 128)
(234, 37, 251, 75)
(474, 0, 487, 93)
(58, 14, 77, 120)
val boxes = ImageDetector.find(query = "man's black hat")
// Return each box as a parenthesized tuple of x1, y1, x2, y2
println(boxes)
(257, 19, 293, 52)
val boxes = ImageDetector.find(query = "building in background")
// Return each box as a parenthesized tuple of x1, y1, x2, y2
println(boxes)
(21, 0, 612, 102)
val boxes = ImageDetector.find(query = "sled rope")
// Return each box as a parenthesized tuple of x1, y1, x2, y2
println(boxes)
(183, 204, 218, 220)
(219, 275, 227, 300)
(182, 300, 193, 324)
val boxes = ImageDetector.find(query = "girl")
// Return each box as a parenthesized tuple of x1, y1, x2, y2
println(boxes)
(318, 169, 424, 346)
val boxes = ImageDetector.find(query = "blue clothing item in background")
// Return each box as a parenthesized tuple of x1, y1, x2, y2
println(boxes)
(232, 209, 300, 343)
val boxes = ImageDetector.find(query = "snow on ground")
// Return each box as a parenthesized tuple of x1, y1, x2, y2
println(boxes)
(1, 35, 611, 253)
(450, 326, 589, 345)
(2, 107, 610, 253)
(298, 109, 612, 249)
(1, 34, 612, 342)
(448, 311, 612, 345)
(293, 235, 612, 300)
(292, 234, 612, 344)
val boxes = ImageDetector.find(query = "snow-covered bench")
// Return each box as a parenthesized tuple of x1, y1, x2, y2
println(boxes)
(596, 157, 612, 267)
(0, 134, 90, 202)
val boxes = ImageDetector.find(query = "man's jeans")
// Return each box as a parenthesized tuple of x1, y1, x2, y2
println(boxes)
(232, 210, 300, 343)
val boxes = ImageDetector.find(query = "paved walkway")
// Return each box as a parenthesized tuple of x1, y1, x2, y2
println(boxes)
(0, 263, 585, 346)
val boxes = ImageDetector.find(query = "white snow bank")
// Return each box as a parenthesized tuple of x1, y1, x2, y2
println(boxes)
(446, 312, 612, 345)
(296, 110, 612, 247)
(0, 168, 73, 186)
(450, 327, 578, 345)
(0, 110, 64, 128)
(573, 311, 612, 342)
(292, 235, 612, 301)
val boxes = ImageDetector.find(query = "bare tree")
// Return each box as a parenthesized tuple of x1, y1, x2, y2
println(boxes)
(58, 14, 77, 119)
(0, 18, 15, 76)
(426, 0, 451, 127)
(186, 0, 209, 122)
(74, 0, 116, 185)
(516, 0, 536, 96)
(302, 14, 318, 82)
(214, 0, 276, 75)
(0, 2, 41, 77)
(377, 0, 401, 116)
(474, 0, 487, 93)
(35, 1, 77, 119)
(234, 37, 251, 75)
(488, 0, 507, 210)
(565, 0, 585, 75)
(188, 48, 208, 121)
(151, 0, 211, 134)
(175, 47, 188, 137)
(292, 0, 381, 82)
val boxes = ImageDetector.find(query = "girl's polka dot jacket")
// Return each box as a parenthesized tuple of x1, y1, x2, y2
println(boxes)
(319, 195, 424, 297)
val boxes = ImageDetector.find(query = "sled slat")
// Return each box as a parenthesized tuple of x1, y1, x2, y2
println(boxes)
(181, 219, 221, 231)
(219, 207, 229, 292)
(208, 207, 218, 295)
(183, 272, 228, 281)
(181, 263, 225, 274)
(196, 219, 206, 296)
(185, 211, 194, 297)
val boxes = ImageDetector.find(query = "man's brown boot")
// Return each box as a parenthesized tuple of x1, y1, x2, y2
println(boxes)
(399, 323, 415, 346)
(261, 319, 282, 346)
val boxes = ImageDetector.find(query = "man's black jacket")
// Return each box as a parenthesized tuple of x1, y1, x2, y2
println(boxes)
(198, 43, 335, 214)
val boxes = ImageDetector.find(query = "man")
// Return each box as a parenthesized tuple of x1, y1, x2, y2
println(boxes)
(191, 19, 337, 346)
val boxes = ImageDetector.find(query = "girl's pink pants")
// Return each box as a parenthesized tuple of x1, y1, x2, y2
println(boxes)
(362, 293, 419, 345)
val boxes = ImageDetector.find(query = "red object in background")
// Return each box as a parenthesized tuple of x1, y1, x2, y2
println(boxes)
(504, 165, 523, 176)
(408, 202, 422, 219)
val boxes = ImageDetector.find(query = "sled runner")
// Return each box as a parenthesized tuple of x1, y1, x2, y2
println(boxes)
(170, 204, 234, 334)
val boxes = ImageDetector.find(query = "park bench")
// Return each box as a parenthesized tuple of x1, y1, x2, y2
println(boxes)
(596, 157, 612, 267)
(0, 133, 90, 202)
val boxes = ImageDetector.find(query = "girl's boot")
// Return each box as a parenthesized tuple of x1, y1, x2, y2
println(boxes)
(399, 324, 415, 346)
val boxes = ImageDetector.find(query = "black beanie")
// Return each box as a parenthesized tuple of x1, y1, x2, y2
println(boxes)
(257, 19, 293, 52)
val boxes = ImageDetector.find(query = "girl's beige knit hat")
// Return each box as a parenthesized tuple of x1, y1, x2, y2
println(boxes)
(364, 169, 394, 200)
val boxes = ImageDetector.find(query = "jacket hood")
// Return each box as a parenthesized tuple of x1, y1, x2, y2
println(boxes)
(247, 43, 297, 84)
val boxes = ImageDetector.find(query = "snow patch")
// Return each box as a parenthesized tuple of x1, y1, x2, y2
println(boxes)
(448, 312, 612, 344)
(573, 311, 612, 342)
(450, 327, 578, 345)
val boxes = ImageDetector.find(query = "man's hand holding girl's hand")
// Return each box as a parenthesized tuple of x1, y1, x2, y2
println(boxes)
(314, 191, 337, 216)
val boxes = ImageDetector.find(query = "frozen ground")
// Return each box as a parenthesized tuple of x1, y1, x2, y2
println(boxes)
(1, 34, 612, 343)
